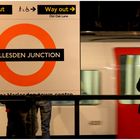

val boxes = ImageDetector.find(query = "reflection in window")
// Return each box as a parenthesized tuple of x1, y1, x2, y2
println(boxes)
(53, 70, 100, 105)
(120, 55, 140, 104)
(80, 70, 100, 105)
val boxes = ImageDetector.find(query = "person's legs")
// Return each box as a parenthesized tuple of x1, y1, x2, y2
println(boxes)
(6, 101, 36, 139)
(37, 101, 52, 139)
(26, 102, 37, 138)
(16, 111, 28, 138)
(6, 110, 18, 138)
(6, 106, 28, 138)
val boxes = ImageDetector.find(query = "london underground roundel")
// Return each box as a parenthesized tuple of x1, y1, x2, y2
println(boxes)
(0, 23, 56, 86)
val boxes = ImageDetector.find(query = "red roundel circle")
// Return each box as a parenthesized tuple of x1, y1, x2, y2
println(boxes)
(0, 23, 56, 86)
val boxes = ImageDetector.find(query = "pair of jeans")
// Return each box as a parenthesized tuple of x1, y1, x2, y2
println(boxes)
(35, 100, 52, 139)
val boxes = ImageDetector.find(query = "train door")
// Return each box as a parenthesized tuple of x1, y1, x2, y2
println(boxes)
(115, 48, 140, 138)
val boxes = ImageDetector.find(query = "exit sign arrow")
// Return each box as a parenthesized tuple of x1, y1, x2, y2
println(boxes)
(30, 7, 36, 12)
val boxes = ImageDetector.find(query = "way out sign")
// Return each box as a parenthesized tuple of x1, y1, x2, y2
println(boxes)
(0, 1, 80, 95)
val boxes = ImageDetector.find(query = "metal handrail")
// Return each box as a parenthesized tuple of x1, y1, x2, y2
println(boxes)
(0, 95, 140, 138)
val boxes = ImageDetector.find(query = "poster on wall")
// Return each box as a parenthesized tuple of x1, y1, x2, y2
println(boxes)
(0, 1, 80, 95)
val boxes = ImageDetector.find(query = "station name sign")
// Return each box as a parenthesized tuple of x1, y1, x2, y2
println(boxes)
(0, 1, 80, 95)
(0, 49, 64, 61)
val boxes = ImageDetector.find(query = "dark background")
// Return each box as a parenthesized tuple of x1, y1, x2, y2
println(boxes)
(80, 1, 140, 31)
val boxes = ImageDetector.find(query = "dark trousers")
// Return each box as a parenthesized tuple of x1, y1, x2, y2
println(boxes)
(6, 110, 27, 138)
(6, 101, 36, 139)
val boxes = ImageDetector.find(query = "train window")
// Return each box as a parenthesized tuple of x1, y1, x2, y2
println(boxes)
(53, 70, 100, 105)
(80, 70, 100, 105)
(120, 55, 140, 104)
